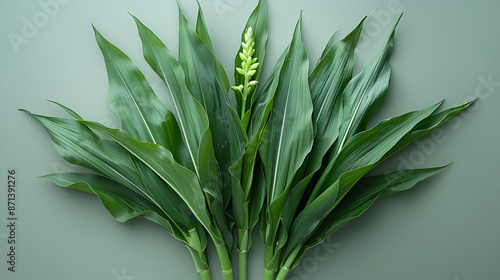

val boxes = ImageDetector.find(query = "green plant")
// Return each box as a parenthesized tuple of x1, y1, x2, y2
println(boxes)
(22, 0, 474, 279)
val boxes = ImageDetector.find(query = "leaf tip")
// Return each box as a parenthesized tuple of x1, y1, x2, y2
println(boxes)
(395, 12, 404, 26)
(360, 14, 368, 24)
(38, 174, 51, 180)
(91, 24, 102, 39)
(466, 97, 479, 105)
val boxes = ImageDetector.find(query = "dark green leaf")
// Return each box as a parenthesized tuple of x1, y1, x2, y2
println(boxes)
(80, 120, 214, 231)
(178, 5, 250, 249)
(282, 18, 366, 231)
(282, 181, 339, 261)
(161, 111, 194, 170)
(258, 16, 314, 266)
(382, 99, 476, 162)
(310, 101, 441, 203)
(288, 165, 448, 269)
(23, 110, 202, 234)
(93, 26, 173, 149)
(195, 0, 230, 93)
(22, 111, 147, 196)
(332, 14, 402, 156)
(132, 14, 209, 175)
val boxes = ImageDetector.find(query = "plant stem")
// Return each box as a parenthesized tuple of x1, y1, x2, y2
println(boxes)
(275, 267, 290, 280)
(275, 244, 302, 280)
(213, 238, 233, 280)
(240, 74, 250, 118)
(241, 96, 247, 118)
(237, 226, 251, 280)
(200, 269, 212, 280)
(264, 245, 277, 280)
(238, 249, 248, 280)
(264, 269, 275, 280)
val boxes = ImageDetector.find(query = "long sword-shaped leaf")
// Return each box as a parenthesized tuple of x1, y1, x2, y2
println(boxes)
(47, 102, 199, 231)
(282, 100, 474, 270)
(93, 27, 172, 148)
(282, 18, 366, 231)
(162, 110, 194, 170)
(22, 108, 213, 269)
(23, 111, 148, 196)
(80, 120, 214, 231)
(94, 30, 202, 231)
(285, 165, 448, 270)
(132, 18, 234, 276)
(23, 109, 203, 233)
(178, 4, 247, 171)
(382, 99, 476, 162)
(281, 181, 339, 264)
(310, 101, 441, 203)
(259, 16, 314, 271)
(332, 14, 402, 155)
(260, 17, 313, 207)
(177, 4, 249, 250)
(282, 100, 473, 237)
(195, 0, 230, 94)
(131, 14, 208, 176)
(323, 166, 448, 239)
(178, 3, 248, 174)
(286, 104, 443, 262)
(95, 26, 193, 170)
(308, 17, 365, 169)
(81, 119, 235, 278)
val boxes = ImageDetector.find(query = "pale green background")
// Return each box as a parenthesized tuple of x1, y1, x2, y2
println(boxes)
(1, 0, 499, 279)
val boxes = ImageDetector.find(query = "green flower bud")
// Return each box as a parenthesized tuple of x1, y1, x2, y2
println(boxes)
(231, 85, 243, 92)
(248, 80, 258, 87)
(244, 27, 253, 42)
(236, 68, 246, 75)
